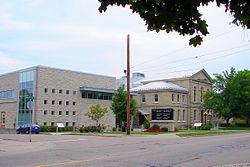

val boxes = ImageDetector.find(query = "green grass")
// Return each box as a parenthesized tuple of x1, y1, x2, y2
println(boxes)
(219, 127, 250, 130)
(176, 130, 248, 137)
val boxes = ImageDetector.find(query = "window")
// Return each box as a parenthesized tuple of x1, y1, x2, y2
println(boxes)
(72, 122, 75, 126)
(200, 87, 204, 102)
(52, 89, 55, 93)
(73, 91, 76, 95)
(66, 111, 69, 115)
(177, 110, 180, 121)
(142, 94, 145, 102)
(43, 122, 47, 126)
(73, 111, 76, 115)
(154, 94, 158, 102)
(44, 88, 47, 93)
(66, 90, 69, 94)
(0, 90, 14, 99)
(59, 101, 62, 105)
(177, 94, 180, 102)
(51, 122, 55, 126)
(51, 111, 55, 115)
(183, 110, 185, 121)
(66, 101, 69, 105)
(73, 101, 76, 105)
(52, 100, 55, 105)
(81, 91, 112, 100)
(194, 110, 197, 120)
(44, 100, 47, 104)
(59, 111, 62, 115)
(44, 110, 47, 115)
(194, 86, 197, 101)
(182, 95, 185, 103)
(172, 94, 175, 102)
(65, 122, 69, 126)
(59, 89, 62, 94)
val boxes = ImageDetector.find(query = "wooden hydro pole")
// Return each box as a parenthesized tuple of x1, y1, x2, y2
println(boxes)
(126, 34, 131, 135)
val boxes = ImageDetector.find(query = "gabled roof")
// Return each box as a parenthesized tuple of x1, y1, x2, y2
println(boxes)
(130, 81, 188, 93)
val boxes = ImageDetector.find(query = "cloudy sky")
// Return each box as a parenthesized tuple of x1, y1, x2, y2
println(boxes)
(0, 0, 249, 79)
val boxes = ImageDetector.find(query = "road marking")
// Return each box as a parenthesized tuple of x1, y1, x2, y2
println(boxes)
(35, 156, 111, 167)
(46, 138, 88, 143)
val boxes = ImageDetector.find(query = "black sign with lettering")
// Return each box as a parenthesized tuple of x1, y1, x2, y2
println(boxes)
(152, 108, 174, 120)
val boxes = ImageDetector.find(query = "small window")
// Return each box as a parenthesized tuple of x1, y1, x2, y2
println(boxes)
(177, 110, 180, 121)
(154, 94, 158, 102)
(51, 111, 55, 115)
(44, 88, 48, 93)
(66, 111, 69, 115)
(142, 94, 145, 103)
(66, 90, 69, 94)
(66, 101, 69, 105)
(194, 110, 197, 120)
(183, 110, 185, 121)
(182, 95, 185, 103)
(52, 89, 55, 93)
(59, 101, 62, 105)
(52, 100, 55, 105)
(59, 111, 62, 115)
(72, 122, 75, 126)
(172, 94, 175, 102)
(73, 91, 76, 95)
(59, 89, 62, 94)
(177, 94, 180, 102)
(44, 100, 47, 104)
(43, 122, 47, 126)
(65, 122, 69, 126)
(51, 122, 55, 126)
(44, 110, 47, 115)
(73, 111, 76, 115)
(194, 86, 197, 101)
(73, 101, 76, 105)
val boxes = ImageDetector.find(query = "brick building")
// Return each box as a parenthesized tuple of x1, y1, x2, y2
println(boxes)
(0, 66, 116, 129)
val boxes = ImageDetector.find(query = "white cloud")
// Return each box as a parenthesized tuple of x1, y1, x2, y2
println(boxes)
(0, 6, 33, 31)
(0, 52, 20, 67)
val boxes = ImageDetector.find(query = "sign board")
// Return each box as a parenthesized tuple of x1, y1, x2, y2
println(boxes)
(194, 123, 202, 127)
(152, 108, 174, 120)
(56, 123, 64, 128)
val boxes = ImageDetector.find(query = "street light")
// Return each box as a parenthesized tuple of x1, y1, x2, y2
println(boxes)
(26, 95, 34, 142)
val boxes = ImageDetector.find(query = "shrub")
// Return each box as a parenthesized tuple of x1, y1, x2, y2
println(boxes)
(201, 124, 212, 130)
(145, 124, 162, 132)
(161, 127, 168, 132)
(40, 125, 56, 132)
(112, 127, 117, 131)
(175, 127, 179, 132)
(143, 119, 150, 129)
(79, 126, 97, 133)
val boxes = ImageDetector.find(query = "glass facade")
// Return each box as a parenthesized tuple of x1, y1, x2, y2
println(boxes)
(81, 91, 112, 100)
(18, 69, 36, 126)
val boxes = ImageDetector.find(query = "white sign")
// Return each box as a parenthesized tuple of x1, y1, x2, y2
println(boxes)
(56, 123, 64, 128)
(26, 101, 33, 110)
(194, 123, 202, 127)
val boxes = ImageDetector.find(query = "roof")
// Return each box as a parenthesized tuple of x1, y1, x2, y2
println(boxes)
(130, 81, 188, 93)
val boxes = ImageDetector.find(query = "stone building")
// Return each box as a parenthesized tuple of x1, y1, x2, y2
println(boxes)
(0, 66, 116, 129)
(131, 69, 212, 131)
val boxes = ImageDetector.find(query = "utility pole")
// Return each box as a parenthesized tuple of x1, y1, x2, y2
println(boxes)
(126, 34, 131, 135)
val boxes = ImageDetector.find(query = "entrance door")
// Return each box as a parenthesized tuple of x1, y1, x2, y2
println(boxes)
(0, 112, 6, 128)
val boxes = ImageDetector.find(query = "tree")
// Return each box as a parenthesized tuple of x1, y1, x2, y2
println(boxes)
(227, 70, 250, 124)
(111, 85, 138, 128)
(203, 68, 236, 126)
(98, 0, 250, 46)
(85, 103, 108, 128)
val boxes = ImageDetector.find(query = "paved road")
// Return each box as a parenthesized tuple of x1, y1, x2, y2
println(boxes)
(0, 133, 250, 167)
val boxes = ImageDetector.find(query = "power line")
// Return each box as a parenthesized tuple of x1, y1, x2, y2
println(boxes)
(132, 43, 250, 73)
(142, 47, 250, 74)
(131, 28, 240, 69)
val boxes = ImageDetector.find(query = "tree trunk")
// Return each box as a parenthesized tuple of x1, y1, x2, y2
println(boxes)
(226, 118, 230, 128)
(247, 118, 250, 125)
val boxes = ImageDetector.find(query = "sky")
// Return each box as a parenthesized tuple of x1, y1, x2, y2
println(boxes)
(0, 0, 249, 80)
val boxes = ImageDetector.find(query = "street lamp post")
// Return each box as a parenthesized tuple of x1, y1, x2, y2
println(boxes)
(26, 95, 34, 142)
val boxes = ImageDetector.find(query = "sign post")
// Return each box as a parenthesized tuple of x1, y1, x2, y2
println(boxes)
(26, 95, 34, 142)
